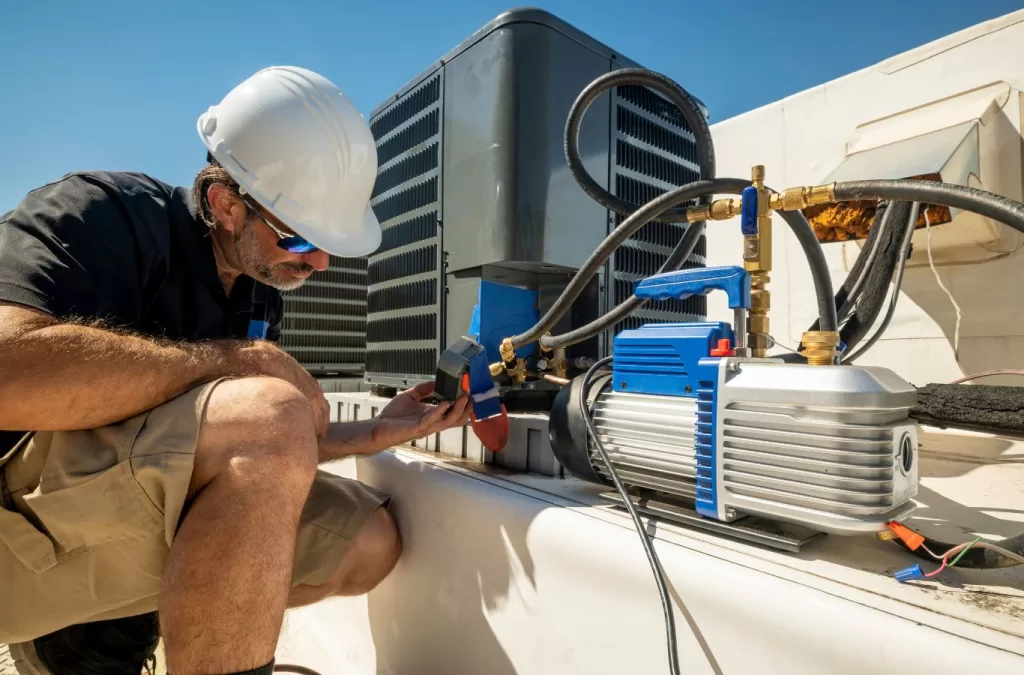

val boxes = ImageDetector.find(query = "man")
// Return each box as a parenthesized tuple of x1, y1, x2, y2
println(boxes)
(0, 66, 469, 674)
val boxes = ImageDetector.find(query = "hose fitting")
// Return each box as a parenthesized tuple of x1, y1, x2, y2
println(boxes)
(769, 184, 837, 211)
(497, 338, 527, 383)
(800, 330, 841, 365)
(499, 338, 516, 364)
(687, 198, 742, 223)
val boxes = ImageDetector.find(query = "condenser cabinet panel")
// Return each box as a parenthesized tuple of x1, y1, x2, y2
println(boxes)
(365, 8, 709, 386)
(441, 20, 613, 274)
(279, 255, 367, 375)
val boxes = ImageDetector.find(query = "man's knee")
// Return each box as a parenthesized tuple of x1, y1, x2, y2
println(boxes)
(330, 507, 402, 597)
(190, 377, 319, 496)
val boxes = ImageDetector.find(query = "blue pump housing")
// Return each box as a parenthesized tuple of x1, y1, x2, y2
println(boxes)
(608, 266, 754, 520)
(611, 322, 732, 397)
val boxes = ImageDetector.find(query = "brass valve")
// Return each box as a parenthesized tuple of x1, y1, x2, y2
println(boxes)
(497, 338, 527, 384)
(744, 166, 773, 358)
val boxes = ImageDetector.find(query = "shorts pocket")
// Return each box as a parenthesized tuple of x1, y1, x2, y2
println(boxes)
(22, 460, 162, 554)
(0, 505, 57, 575)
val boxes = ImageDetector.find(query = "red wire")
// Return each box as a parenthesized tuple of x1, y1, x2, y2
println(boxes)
(925, 558, 948, 578)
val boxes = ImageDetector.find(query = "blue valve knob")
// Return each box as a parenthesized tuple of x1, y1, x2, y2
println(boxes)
(741, 185, 759, 235)
(633, 266, 752, 310)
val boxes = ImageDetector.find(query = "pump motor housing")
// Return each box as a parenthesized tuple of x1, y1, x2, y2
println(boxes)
(549, 321, 920, 534)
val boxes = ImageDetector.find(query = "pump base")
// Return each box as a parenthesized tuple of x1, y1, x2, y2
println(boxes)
(598, 489, 824, 553)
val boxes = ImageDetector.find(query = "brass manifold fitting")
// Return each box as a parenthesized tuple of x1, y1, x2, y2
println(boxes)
(684, 182, 838, 223)
(494, 338, 527, 384)
(491, 339, 565, 384)
(800, 331, 841, 366)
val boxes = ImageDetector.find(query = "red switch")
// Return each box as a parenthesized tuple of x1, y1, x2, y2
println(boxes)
(710, 338, 735, 357)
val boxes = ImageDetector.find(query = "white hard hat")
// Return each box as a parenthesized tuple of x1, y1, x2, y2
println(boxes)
(197, 66, 380, 257)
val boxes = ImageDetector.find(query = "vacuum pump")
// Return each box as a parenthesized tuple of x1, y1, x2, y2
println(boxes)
(547, 265, 920, 536)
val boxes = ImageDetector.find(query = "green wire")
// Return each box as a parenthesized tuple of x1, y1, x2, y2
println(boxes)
(948, 537, 982, 567)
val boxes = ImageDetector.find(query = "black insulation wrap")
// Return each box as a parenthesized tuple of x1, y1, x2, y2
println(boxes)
(835, 179, 1024, 235)
(803, 201, 914, 352)
(911, 383, 1024, 438)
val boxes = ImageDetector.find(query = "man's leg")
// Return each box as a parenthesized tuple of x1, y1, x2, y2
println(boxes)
(286, 506, 402, 608)
(159, 376, 319, 674)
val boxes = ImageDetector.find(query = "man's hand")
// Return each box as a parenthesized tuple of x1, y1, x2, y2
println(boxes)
(245, 341, 330, 438)
(371, 382, 471, 450)
(316, 381, 472, 462)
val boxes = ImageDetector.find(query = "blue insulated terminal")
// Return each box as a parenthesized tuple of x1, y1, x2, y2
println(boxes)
(894, 565, 926, 583)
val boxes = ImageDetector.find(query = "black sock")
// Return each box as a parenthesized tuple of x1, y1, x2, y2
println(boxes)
(226, 660, 275, 675)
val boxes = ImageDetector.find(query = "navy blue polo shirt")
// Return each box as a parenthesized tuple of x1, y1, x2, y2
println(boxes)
(0, 170, 284, 448)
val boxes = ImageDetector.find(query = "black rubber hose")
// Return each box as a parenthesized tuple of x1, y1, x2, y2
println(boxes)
(537, 184, 838, 349)
(540, 223, 706, 351)
(796, 202, 912, 355)
(775, 207, 838, 333)
(565, 68, 716, 222)
(509, 178, 748, 349)
(835, 179, 1024, 234)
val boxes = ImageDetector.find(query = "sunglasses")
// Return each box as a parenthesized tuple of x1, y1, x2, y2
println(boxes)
(244, 199, 319, 254)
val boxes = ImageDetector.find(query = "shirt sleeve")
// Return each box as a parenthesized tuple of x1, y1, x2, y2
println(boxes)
(265, 289, 285, 343)
(0, 174, 154, 324)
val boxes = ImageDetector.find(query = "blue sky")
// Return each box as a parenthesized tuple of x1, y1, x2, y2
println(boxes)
(1, 1, 1020, 212)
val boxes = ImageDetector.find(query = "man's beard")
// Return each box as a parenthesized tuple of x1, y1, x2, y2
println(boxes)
(237, 220, 315, 291)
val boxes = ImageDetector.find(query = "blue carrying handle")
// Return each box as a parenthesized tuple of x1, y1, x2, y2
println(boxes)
(633, 265, 751, 310)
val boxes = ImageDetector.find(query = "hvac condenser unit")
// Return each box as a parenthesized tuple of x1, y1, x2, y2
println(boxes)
(365, 8, 709, 388)
(278, 256, 367, 376)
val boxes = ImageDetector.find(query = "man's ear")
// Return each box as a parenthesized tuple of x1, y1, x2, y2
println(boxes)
(206, 184, 246, 234)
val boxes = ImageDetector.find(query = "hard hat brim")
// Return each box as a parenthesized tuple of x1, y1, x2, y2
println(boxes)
(199, 130, 382, 258)
(295, 205, 382, 258)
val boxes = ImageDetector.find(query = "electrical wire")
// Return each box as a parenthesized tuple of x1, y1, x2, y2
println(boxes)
(950, 369, 1024, 384)
(843, 202, 921, 364)
(892, 523, 1024, 569)
(923, 208, 963, 362)
(581, 356, 682, 675)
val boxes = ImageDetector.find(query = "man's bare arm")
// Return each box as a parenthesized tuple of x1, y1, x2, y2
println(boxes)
(317, 383, 471, 463)
(0, 302, 289, 431)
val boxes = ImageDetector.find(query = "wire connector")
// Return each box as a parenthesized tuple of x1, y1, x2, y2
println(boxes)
(887, 521, 925, 550)
(894, 564, 925, 583)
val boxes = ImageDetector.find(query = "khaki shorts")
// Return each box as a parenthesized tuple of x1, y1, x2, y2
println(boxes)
(0, 379, 389, 645)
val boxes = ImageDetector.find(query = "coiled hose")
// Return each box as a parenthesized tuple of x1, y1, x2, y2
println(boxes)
(509, 68, 718, 351)
(514, 66, 839, 352)
(563, 68, 716, 222)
